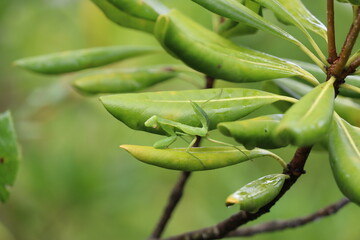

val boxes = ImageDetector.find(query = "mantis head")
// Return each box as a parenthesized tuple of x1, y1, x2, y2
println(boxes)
(145, 115, 159, 128)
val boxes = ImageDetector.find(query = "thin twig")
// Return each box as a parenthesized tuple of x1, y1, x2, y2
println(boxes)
(226, 198, 350, 238)
(327, 0, 337, 63)
(331, 7, 360, 76)
(150, 171, 193, 239)
(149, 77, 216, 239)
(161, 147, 313, 240)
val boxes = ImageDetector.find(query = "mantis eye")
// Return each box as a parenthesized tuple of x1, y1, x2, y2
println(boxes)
(145, 116, 159, 128)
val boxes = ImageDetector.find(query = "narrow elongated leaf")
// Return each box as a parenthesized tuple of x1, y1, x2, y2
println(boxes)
(218, 114, 286, 149)
(267, 78, 360, 127)
(121, 145, 282, 171)
(226, 174, 287, 213)
(275, 78, 336, 146)
(107, 0, 159, 21)
(253, 0, 327, 39)
(0, 111, 20, 202)
(155, 9, 316, 84)
(328, 116, 360, 205)
(14, 45, 159, 75)
(91, 0, 155, 33)
(73, 65, 178, 95)
(100, 88, 293, 135)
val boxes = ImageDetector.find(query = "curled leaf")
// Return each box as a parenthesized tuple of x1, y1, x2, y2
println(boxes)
(226, 174, 287, 213)
(121, 145, 283, 171)
(14, 45, 159, 75)
(100, 88, 294, 135)
(91, 0, 155, 33)
(0, 111, 20, 203)
(328, 116, 360, 205)
(218, 114, 286, 149)
(107, 0, 159, 21)
(154, 9, 316, 83)
(217, 0, 262, 37)
(73, 65, 178, 95)
(274, 78, 336, 146)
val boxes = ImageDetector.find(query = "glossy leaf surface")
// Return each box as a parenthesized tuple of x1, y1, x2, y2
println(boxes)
(91, 0, 155, 33)
(14, 45, 158, 75)
(275, 79, 335, 146)
(328, 116, 360, 205)
(100, 88, 293, 135)
(218, 114, 287, 149)
(226, 174, 287, 213)
(121, 145, 281, 171)
(107, 0, 159, 21)
(154, 9, 315, 83)
(268, 78, 360, 127)
(73, 65, 178, 95)
(0, 112, 20, 203)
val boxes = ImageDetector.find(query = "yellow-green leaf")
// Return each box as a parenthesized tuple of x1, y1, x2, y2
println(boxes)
(121, 145, 282, 171)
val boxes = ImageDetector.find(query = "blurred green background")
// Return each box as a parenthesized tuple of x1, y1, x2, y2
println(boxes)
(0, 1, 359, 239)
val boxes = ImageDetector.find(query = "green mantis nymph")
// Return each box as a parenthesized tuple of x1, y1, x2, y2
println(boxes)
(145, 101, 211, 150)
(144, 100, 248, 167)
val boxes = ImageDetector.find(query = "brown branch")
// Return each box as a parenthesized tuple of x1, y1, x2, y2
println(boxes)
(327, 0, 337, 63)
(161, 146, 313, 240)
(150, 76, 216, 239)
(226, 198, 350, 238)
(150, 171, 193, 239)
(331, 7, 360, 77)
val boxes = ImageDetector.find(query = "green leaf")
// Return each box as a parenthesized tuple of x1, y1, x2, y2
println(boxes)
(274, 78, 336, 146)
(72, 65, 178, 95)
(226, 174, 287, 213)
(154, 9, 317, 84)
(216, 0, 262, 37)
(328, 116, 360, 205)
(90, 0, 155, 33)
(218, 114, 287, 149)
(100, 88, 294, 135)
(121, 145, 282, 171)
(267, 78, 360, 127)
(0, 111, 20, 203)
(14, 45, 159, 75)
(271, 0, 327, 39)
(107, 0, 159, 21)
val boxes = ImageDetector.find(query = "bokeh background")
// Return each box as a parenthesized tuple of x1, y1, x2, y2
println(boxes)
(0, 1, 359, 239)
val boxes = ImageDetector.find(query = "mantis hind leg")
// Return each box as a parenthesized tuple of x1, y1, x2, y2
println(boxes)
(206, 136, 249, 160)
(185, 136, 207, 169)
